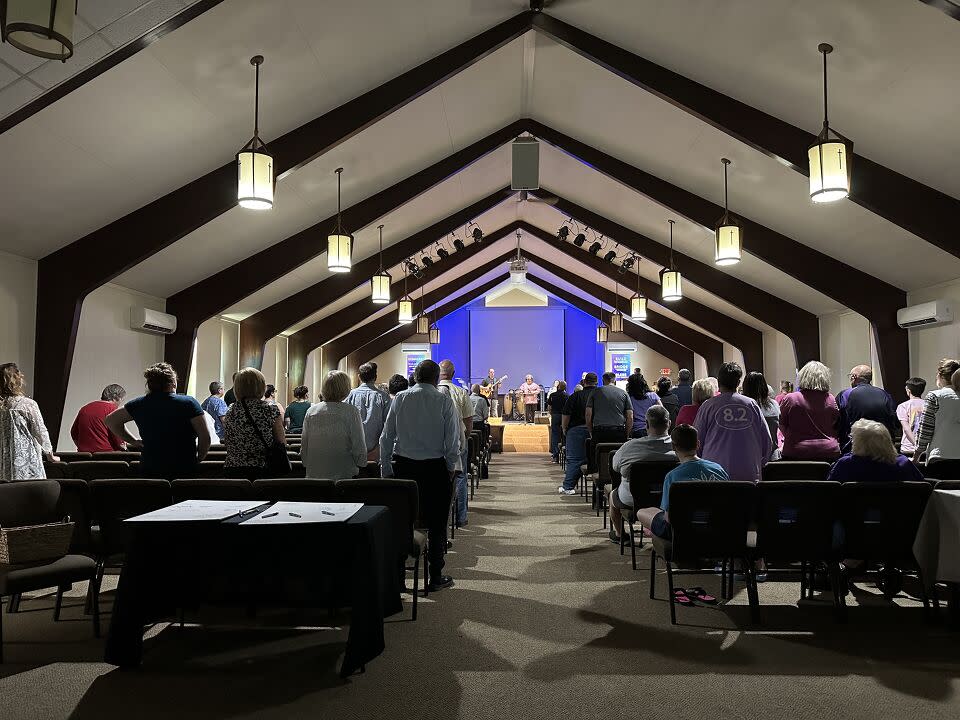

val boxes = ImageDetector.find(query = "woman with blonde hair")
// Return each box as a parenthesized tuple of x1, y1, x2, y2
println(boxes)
(674, 377, 716, 427)
(300, 370, 367, 479)
(778, 361, 841, 461)
(0, 362, 57, 480)
(222, 367, 286, 478)
(913, 358, 960, 471)
(827, 419, 923, 483)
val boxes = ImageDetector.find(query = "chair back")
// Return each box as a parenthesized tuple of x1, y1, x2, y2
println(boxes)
(288, 461, 307, 478)
(668, 481, 756, 561)
(204, 451, 228, 462)
(186, 461, 226, 479)
(55, 452, 92, 463)
(43, 461, 70, 479)
(627, 460, 679, 509)
(584, 438, 598, 474)
(595, 443, 622, 487)
(252, 478, 337, 501)
(840, 481, 932, 565)
(92, 451, 142, 462)
(56, 478, 93, 554)
(755, 481, 841, 560)
(922, 459, 960, 480)
(336, 478, 418, 556)
(934, 479, 960, 492)
(0, 479, 61, 527)
(357, 461, 381, 479)
(172, 478, 253, 502)
(68, 460, 131, 482)
(762, 461, 832, 482)
(89, 479, 173, 557)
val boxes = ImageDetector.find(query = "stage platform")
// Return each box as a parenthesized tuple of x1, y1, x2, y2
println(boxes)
(489, 417, 549, 453)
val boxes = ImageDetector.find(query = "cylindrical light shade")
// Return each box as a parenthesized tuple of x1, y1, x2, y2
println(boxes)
(630, 293, 647, 321)
(237, 149, 274, 210)
(429, 324, 440, 345)
(416, 315, 430, 334)
(808, 139, 851, 203)
(398, 297, 414, 324)
(371, 271, 391, 304)
(714, 221, 742, 266)
(510, 267, 526, 283)
(596, 323, 609, 344)
(327, 233, 353, 273)
(610, 311, 624, 333)
(2, 0, 74, 61)
(660, 268, 682, 302)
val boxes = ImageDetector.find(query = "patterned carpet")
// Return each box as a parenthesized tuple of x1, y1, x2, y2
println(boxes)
(1, 454, 959, 719)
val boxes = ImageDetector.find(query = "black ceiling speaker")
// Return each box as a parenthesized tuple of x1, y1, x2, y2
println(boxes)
(603, 250, 617, 263)
(574, 233, 586, 247)
(511, 136, 540, 191)
(589, 241, 602, 255)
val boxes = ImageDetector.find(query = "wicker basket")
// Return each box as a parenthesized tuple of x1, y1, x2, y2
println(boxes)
(0, 517, 74, 565)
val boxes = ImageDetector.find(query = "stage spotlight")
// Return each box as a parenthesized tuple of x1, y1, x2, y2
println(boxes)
(603, 250, 617, 263)
(574, 233, 586, 247)
(618, 255, 636, 274)
(405, 259, 422, 279)
(436, 247, 449, 260)
(453, 237, 465, 252)
(472, 226, 483, 243)
(421, 255, 434, 268)
(557, 226, 570, 241)
(589, 241, 602, 255)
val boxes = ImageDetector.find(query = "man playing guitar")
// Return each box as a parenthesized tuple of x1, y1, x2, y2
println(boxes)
(481, 368, 508, 417)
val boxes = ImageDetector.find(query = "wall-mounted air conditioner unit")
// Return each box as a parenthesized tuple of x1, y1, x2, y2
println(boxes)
(130, 307, 177, 335)
(896, 300, 952, 329)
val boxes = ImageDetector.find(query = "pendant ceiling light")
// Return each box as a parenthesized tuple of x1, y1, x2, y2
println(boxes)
(610, 280, 624, 333)
(630, 269, 647, 321)
(416, 285, 430, 334)
(596, 299, 609, 344)
(715, 158, 742, 266)
(1, 0, 75, 62)
(327, 167, 353, 272)
(237, 55, 274, 210)
(510, 229, 527, 283)
(398, 264, 413, 324)
(429, 315, 440, 345)
(370, 224, 391, 304)
(808, 43, 852, 203)
(660, 219, 682, 302)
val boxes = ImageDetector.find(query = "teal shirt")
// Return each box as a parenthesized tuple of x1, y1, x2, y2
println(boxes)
(660, 458, 728, 512)
(284, 401, 311, 432)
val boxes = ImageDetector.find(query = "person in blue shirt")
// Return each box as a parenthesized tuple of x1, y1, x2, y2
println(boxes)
(347, 362, 391, 462)
(635, 423, 728, 540)
(836, 365, 898, 451)
(200, 381, 228, 441)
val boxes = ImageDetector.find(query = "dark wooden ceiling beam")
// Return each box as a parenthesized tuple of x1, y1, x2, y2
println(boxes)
(239, 196, 516, 369)
(531, 12, 960, 260)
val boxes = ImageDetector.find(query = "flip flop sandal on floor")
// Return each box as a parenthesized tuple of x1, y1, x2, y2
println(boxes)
(673, 589, 695, 606)
(687, 587, 718, 604)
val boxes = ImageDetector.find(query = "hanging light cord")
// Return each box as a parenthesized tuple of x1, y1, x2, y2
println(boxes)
(377, 224, 384, 270)
(333, 167, 345, 234)
(821, 47, 829, 128)
(668, 219, 676, 269)
(254, 60, 260, 139)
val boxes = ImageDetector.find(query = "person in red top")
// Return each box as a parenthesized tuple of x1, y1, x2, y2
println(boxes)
(71, 384, 127, 452)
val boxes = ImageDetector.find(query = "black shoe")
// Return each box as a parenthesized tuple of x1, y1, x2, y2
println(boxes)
(456, 520, 468, 528)
(608, 529, 628, 545)
(428, 575, 454, 591)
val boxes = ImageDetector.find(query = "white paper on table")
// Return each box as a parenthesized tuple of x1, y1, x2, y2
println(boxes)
(126, 499, 267, 522)
(240, 502, 364, 525)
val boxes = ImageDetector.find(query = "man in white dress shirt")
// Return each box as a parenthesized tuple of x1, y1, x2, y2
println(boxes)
(438, 359, 474, 528)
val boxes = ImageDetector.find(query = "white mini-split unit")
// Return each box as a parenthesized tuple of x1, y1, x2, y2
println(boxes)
(130, 306, 178, 335)
(896, 300, 953, 329)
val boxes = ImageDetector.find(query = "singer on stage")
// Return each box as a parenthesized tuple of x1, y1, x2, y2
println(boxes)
(519, 375, 542, 424)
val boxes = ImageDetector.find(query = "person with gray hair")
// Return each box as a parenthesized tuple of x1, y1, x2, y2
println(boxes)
(380, 359, 461, 591)
(438, 358, 473, 528)
(827, 419, 923, 483)
(778, 361, 841, 461)
(836, 364, 898, 451)
(346, 361, 391, 461)
(201, 380, 228, 441)
(301, 370, 367, 480)
(71, 382, 128, 452)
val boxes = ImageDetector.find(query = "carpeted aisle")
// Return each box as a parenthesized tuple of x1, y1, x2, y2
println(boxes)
(1, 454, 959, 719)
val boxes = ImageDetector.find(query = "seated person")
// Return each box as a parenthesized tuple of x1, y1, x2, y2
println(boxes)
(826, 419, 924, 483)
(634, 424, 729, 540)
(608, 405, 675, 544)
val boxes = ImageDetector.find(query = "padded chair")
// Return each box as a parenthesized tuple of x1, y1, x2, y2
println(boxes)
(336, 478, 424, 619)
(592, 442, 622, 521)
(43, 461, 70, 479)
(755, 481, 844, 612)
(288, 461, 307, 479)
(91, 451, 142, 463)
(621, 460, 679, 568)
(0, 480, 100, 661)
(649, 481, 758, 625)
(172, 478, 254, 502)
(839, 481, 933, 614)
(934, 479, 960, 491)
(921, 459, 960, 480)
(203, 451, 228, 462)
(54, 452, 92, 463)
(761, 461, 832, 482)
(252, 478, 337, 502)
(187, 461, 227, 479)
(580, 438, 598, 501)
(67, 461, 132, 482)
(357, 461, 381, 479)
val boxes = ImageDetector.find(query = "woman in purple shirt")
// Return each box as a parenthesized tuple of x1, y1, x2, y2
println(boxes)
(779, 361, 841, 461)
(827, 419, 924, 483)
(626, 373, 662, 438)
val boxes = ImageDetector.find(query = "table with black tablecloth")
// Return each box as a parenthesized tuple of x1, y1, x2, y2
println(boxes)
(104, 505, 402, 677)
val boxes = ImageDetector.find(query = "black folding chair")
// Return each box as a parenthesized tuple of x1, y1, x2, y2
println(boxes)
(761, 461, 832, 482)
(622, 460, 678, 569)
(251, 478, 337, 502)
(921, 459, 960, 480)
(171, 478, 254, 501)
(592, 442, 622, 520)
(68, 460, 132, 482)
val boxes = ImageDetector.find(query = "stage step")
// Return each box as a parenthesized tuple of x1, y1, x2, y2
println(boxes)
(500, 422, 550, 453)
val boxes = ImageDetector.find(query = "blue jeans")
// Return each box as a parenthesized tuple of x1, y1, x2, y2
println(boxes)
(563, 425, 589, 490)
(550, 413, 563, 458)
(456, 445, 469, 525)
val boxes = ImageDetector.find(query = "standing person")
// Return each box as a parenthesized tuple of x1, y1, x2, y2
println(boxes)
(586, 372, 633, 444)
(0, 362, 58, 480)
(694, 362, 771, 483)
(559, 372, 599, 495)
(439, 359, 473, 529)
(673, 368, 693, 407)
(675, 378, 716, 427)
(283, 385, 311, 433)
(896, 377, 927, 457)
(387, 374, 408, 399)
(626, 373, 661, 438)
(775, 381, 794, 405)
(105, 362, 210, 479)
(346, 362, 392, 462)
(836, 365, 898, 451)
(381, 359, 461, 591)
(741, 371, 781, 460)
(656, 376, 681, 427)
(200, 381, 228, 442)
(548, 380, 568, 463)
(519, 374, 542, 424)
(470, 384, 490, 424)
(779, 361, 841, 461)
(224, 372, 238, 406)
(301, 371, 366, 479)
(486, 368, 501, 418)
(222, 367, 286, 478)
(71, 383, 127, 452)
(914, 359, 960, 468)
(264, 384, 285, 417)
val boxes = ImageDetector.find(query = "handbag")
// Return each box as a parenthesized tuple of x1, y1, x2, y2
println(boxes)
(239, 400, 291, 476)
(0, 516, 74, 565)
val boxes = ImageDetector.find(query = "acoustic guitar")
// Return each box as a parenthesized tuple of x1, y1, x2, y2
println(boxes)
(480, 375, 508, 398)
